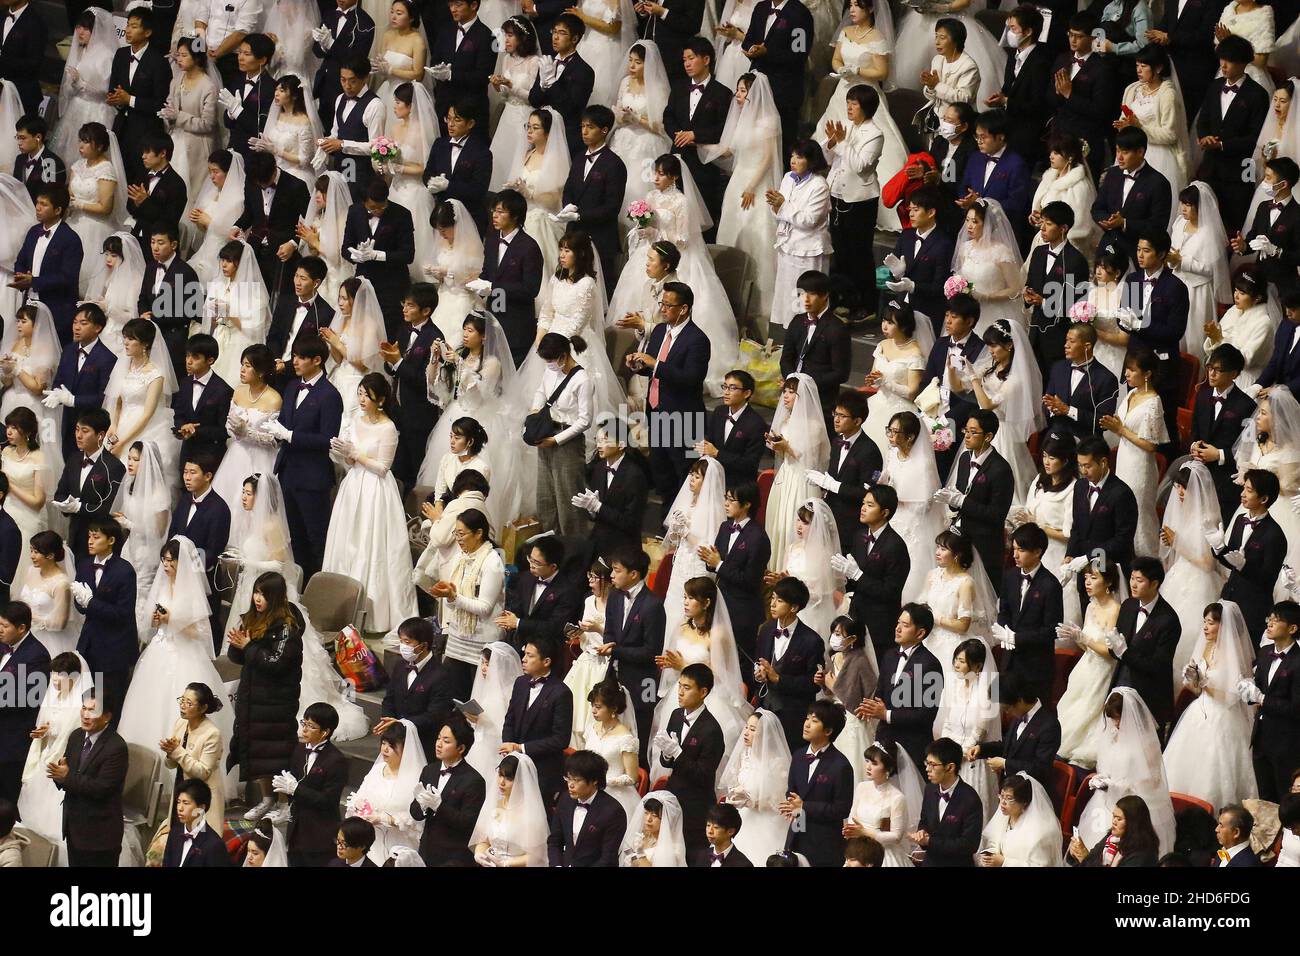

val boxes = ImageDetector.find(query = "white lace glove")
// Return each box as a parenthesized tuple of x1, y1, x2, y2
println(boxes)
(885, 278, 915, 294)
(552, 204, 580, 223)
(608, 773, 635, 788)
(348, 238, 379, 263)
(1105, 628, 1127, 658)
(830, 553, 862, 581)
(41, 386, 74, 408)
(992, 623, 1016, 650)
(726, 787, 752, 807)
(1181, 659, 1203, 686)
(466, 278, 492, 297)
(271, 771, 299, 796)
(806, 469, 842, 494)
(882, 253, 906, 279)
(836, 63, 858, 79)
(1249, 235, 1281, 257)
(217, 88, 241, 117)
(312, 24, 334, 49)
(263, 419, 292, 443)
(248, 135, 276, 155)
(1205, 524, 1226, 550)
(1237, 678, 1264, 705)
(158, 102, 178, 122)
(115, 514, 134, 531)
(932, 487, 957, 507)
(329, 437, 356, 460)
(223, 546, 244, 564)
(70, 582, 93, 607)
(54, 496, 83, 515)
(1222, 549, 1247, 571)
(426, 62, 453, 82)
(1066, 555, 1089, 574)
(1088, 774, 1111, 791)
(413, 783, 442, 813)
(425, 174, 450, 194)
(653, 732, 682, 760)
(1056, 622, 1082, 642)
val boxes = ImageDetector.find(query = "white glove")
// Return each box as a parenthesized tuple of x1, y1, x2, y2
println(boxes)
(1066, 555, 1089, 574)
(883, 253, 906, 279)
(115, 514, 134, 531)
(248, 135, 275, 154)
(54, 496, 83, 515)
(992, 624, 1016, 650)
(608, 773, 635, 788)
(653, 732, 683, 760)
(410, 567, 424, 585)
(726, 787, 752, 808)
(1237, 678, 1264, 705)
(158, 103, 178, 122)
(413, 783, 442, 813)
(553, 204, 580, 223)
(1105, 628, 1127, 658)
(884, 278, 915, 294)
(466, 278, 492, 297)
(805, 469, 842, 495)
(217, 88, 241, 116)
(830, 553, 862, 581)
(41, 385, 74, 408)
(1088, 774, 1110, 791)
(1182, 660, 1202, 686)
(349, 239, 379, 263)
(425, 174, 450, 194)
(932, 487, 958, 506)
(1056, 622, 1082, 642)
(1285, 564, 1298, 592)
(1290, 493, 1300, 517)
(312, 24, 334, 49)
(947, 490, 966, 509)
(570, 490, 600, 515)
(70, 581, 93, 606)
(271, 771, 299, 796)
(1222, 549, 1247, 571)
(1249, 234, 1281, 257)
(263, 419, 292, 442)
(1205, 524, 1226, 551)
(425, 62, 453, 82)
(329, 437, 356, 459)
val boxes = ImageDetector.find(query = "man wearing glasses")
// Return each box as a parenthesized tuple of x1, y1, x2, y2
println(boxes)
(697, 370, 767, 487)
(935, 409, 1015, 593)
(1050, 12, 1117, 179)
(276, 703, 347, 866)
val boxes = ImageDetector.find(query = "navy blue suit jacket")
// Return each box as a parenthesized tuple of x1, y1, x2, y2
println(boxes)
(1043, 358, 1120, 439)
(421, 134, 493, 236)
(783, 744, 853, 867)
(1257, 319, 1300, 394)
(917, 779, 983, 866)
(0, 633, 50, 763)
(481, 228, 544, 358)
(167, 493, 232, 574)
(1121, 267, 1189, 360)
(0, 510, 22, 604)
(75, 555, 138, 674)
(958, 151, 1031, 224)
(1091, 163, 1173, 260)
(637, 320, 709, 414)
(604, 585, 667, 707)
(274, 376, 344, 492)
(894, 228, 957, 329)
(430, 19, 496, 122)
(561, 147, 627, 271)
(14, 222, 83, 338)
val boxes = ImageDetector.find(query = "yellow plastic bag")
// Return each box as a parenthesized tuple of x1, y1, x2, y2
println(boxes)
(738, 338, 783, 408)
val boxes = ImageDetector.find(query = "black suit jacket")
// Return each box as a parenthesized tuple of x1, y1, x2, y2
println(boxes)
(974, 704, 1062, 795)
(1065, 473, 1138, 573)
(1256, 318, 1300, 395)
(825, 431, 883, 549)
(1025, 241, 1090, 336)
(412, 758, 486, 866)
(603, 585, 666, 709)
(340, 200, 415, 292)
(703, 404, 766, 487)
(224, 71, 277, 156)
(14, 148, 68, 201)
(0, 4, 46, 115)
(167, 492, 232, 575)
(662, 76, 731, 214)
(0, 634, 50, 763)
(387, 319, 444, 441)
(503, 570, 586, 652)
(948, 448, 1015, 580)
(235, 169, 310, 255)
(754, 619, 824, 717)
(638, 320, 709, 414)
(547, 788, 626, 866)
(1242, 197, 1300, 294)
(0, 511, 21, 607)
(108, 45, 169, 145)
(382, 657, 457, 755)
(55, 450, 127, 558)
(663, 705, 725, 814)
(713, 518, 771, 648)
(1091, 163, 1172, 261)
(689, 844, 754, 866)
(286, 741, 348, 858)
(128, 166, 188, 246)
(561, 147, 627, 269)
(997, 564, 1065, 692)
(268, 294, 336, 362)
(162, 823, 232, 867)
(846, 524, 909, 660)
(1110, 595, 1180, 725)
(529, 54, 596, 159)
(501, 674, 573, 798)
(1050, 52, 1116, 161)
(1195, 75, 1270, 212)
(741, 0, 813, 113)
(783, 743, 854, 867)
(1043, 358, 1120, 440)
(430, 18, 496, 124)
(312, 4, 375, 109)
(421, 134, 493, 236)
(1158, 0, 1223, 106)
(917, 779, 983, 867)
(779, 312, 851, 410)
(1189, 383, 1254, 521)
(930, 135, 977, 236)
(897, 228, 958, 328)
(171, 373, 235, 466)
(482, 227, 543, 359)
(56, 728, 128, 852)
(1217, 511, 1287, 640)
(999, 44, 1054, 162)
(584, 453, 651, 561)
(1250, 643, 1300, 762)
(75, 555, 138, 675)
(140, 254, 203, 344)
(873, 643, 944, 772)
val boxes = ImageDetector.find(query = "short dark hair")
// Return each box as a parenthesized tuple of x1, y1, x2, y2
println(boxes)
(443, 712, 474, 755)
(184, 449, 220, 477)
(808, 699, 846, 740)
(683, 36, 715, 62)
(185, 333, 219, 363)
(706, 802, 742, 833)
(296, 255, 328, 284)
(968, 407, 999, 437)
(796, 270, 831, 296)
(397, 617, 435, 650)
(15, 114, 47, 139)
(77, 407, 112, 434)
(926, 737, 963, 770)
(1219, 803, 1254, 838)
(304, 701, 340, 735)
(176, 777, 212, 809)
(530, 535, 565, 568)
(493, 188, 527, 224)
(1040, 200, 1075, 229)
(998, 672, 1039, 707)
(1267, 156, 1300, 192)
(835, 389, 868, 422)
(526, 635, 559, 668)
(1011, 522, 1048, 554)
(772, 576, 810, 611)
(724, 369, 755, 394)
(1129, 555, 1165, 585)
(727, 481, 759, 512)
(608, 545, 650, 578)
(564, 749, 607, 786)
(581, 103, 614, 131)
(844, 836, 885, 866)
(1115, 126, 1149, 152)
(0, 602, 31, 633)
(1244, 467, 1281, 506)
(292, 335, 330, 364)
(901, 602, 933, 638)
(1216, 34, 1255, 64)
(339, 816, 376, 849)
(680, 662, 715, 691)
(865, 483, 897, 519)
(1076, 435, 1110, 461)
(1207, 343, 1246, 375)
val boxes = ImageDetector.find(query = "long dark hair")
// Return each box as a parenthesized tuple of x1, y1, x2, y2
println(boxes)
(240, 571, 294, 638)
(557, 228, 596, 281)
(1114, 794, 1160, 858)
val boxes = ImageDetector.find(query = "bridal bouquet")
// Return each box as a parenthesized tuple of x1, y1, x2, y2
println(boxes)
(370, 136, 401, 172)
(943, 275, 972, 299)
(1068, 300, 1096, 324)
(921, 412, 954, 452)
(627, 199, 654, 228)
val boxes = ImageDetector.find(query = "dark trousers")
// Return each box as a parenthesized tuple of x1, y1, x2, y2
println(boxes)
(283, 484, 329, 583)
(633, 702, 654, 770)
(392, 425, 433, 496)
(648, 440, 691, 519)
(1031, 319, 1069, 381)
(100, 668, 130, 731)
(830, 196, 879, 317)
(0, 759, 23, 806)
(723, 590, 763, 674)
(1253, 749, 1295, 803)
(443, 658, 476, 699)
(67, 846, 120, 867)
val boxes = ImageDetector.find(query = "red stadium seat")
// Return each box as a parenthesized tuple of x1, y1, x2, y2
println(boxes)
(651, 776, 670, 792)
(637, 768, 649, 797)
(1176, 406, 1193, 449)
(1070, 772, 1097, 831)
(1028, 430, 1040, 463)
(1170, 791, 1214, 817)
(1052, 760, 1078, 836)
(756, 468, 776, 525)
(1177, 353, 1201, 410)
(650, 550, 673, 599)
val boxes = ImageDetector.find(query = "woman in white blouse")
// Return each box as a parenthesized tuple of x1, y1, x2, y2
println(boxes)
(766, 139, 832, 330)
(920, 19, 981, 125)
(1028, 133, 1099, 259)
(1204, 269, 1273, 390)
(824, 84, 885, 320)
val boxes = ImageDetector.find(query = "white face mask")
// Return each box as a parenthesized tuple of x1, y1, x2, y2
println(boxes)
(938, 120, 959, 140)
(1006, 27, 1023, 45)
(399, 643, 419, 663)
(830, 634, 847, 652)
(1262, 181, 1277, 198)
(545, 360, 563, 373)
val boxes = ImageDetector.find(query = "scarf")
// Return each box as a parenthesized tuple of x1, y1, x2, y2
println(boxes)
(447, 541, 495, 636)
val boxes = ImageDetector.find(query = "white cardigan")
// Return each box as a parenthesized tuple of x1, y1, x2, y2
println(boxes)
(775, 172, 832, 256)
(922, 51, 979, 113)
(1029, 163, 1100, 258)
(826, 119, 884, 203)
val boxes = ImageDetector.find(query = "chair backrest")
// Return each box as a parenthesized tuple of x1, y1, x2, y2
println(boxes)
(122, 743, 163, 827)
(650, 550, 673, 599)
(756, 468, 776, 526)
(1178, 353, 1201, 410)
(1070, 772, 1097, 831)
(1052, 760, 1077, 836)
(636, 767, 649, 797)
(708, 244, 756, 330)
(1052, 648, 1082, 709)
(1170, 791, 1215, 817)
(300, 571, 365, 635)
(14, 826, 57, 867)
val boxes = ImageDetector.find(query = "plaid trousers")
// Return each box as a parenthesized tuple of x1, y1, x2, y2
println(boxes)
(536, 438, 587, 536)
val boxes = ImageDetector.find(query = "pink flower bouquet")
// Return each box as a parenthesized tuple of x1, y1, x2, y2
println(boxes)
(626, 199, 653, 228)
(1069, 300, 1096, 323)
(943, 275, 972, 299)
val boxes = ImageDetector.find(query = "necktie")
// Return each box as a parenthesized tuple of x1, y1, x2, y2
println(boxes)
(78, 347, 89, 358)
(648, 329, 674, 408)
(81, 735, 93, 760)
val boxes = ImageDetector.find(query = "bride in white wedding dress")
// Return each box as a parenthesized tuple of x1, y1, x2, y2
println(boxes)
(502, 107, 568, 280)
(252, 74, 324, 188)
(608, 42, 672, 211)
(103, 319, 180, 485)
(384, 80, 438, 280)
(660, 457, 727, 638)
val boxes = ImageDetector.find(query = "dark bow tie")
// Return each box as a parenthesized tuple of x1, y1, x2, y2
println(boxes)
(529, 676, 547, 688)
(1089, 483, 1103, 494)
(802, 750, 822, 763)
(183, 832, 196, 843)
(191, 377, 206, 388)
(1071, 363, 1089, 371)
(776, 627, 789, 639)
(1021, 571, 1034, 583)
(727, 520, 740, 534)
(191, 496, 203, 505)
(708, 850, 726, 863)
(149, 170, 163, 178)
(1072, 56, 1086, 66)
(81, 456, 94, 468)
(299, 380, 314, 390)
(1241, 516, 1260, 528)
(1273, 201, 1286, 211)
(985, 154, 1000, 164)
(690, 83, 704, 93)
(1272, 649, 1287, 660)
(837, 437, 851, 448)
(40, 229, 50, 239)
(1224, 81, 1239, 92)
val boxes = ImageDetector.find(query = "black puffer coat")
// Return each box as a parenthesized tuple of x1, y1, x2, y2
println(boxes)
(227, 605, 304, 779)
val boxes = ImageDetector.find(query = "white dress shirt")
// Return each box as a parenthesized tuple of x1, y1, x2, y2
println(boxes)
(530, 364, 593, 446)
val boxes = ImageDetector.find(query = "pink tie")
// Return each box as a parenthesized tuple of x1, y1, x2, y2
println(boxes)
(648, 329, 674, 408)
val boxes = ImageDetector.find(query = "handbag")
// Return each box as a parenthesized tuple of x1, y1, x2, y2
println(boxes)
(522, 365, 582, 445)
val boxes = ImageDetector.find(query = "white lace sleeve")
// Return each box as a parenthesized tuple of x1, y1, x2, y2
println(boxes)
(356, 422, 398, 476)
(549, 278, 595, 338)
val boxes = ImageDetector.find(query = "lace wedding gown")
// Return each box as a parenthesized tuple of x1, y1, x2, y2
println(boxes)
(2, 448, 49, 585)
(937, 673, 998, 824)
(67, 159, 119, 288)
(1055, 603, 1119, 768)
(389, 120, 435, 281)
(587, 722, 641, 822)
(1023, 478, 1081, 627)
(212, 406, 282, 508)
(924, 568, 987, 681)
(729, 748, 791, 864)
(112, 367, 180, 480)
(519, 164, 564, 279)
(575, 0, 627, 106)
(20, 571, 78, 658)
(959, 243, 1024, 337)
(323, 413, 418, 632)
(880, 445, 943, 602)
(429, 247, 479, 350)
(489, 55, 542, 192)
(1164, 653, 1258, 809)
(1113, 392, 1167, 557)
(848, 780, 914, 867)
(765, 447, 823, 573)
(204, 278, 269, 385)
(715, 125, 780, 319)
(716, 0, 758, 88)
(265, 116, 318, 188)
(609, 80, 671, 211)
(983, 374, 1037, 505)
(328, 331, 368, 419)
(864, 346, 924, 456)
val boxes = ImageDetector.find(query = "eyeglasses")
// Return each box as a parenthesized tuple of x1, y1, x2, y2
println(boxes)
(661, 301, 687, 312)
(299, 720, 321, 730)
(720, 383, 747, 392)
(831, 411, 854, 420)
(962, 428, 985, 437)
(884, 427, 901, 437)
(923, 759, 945, 769)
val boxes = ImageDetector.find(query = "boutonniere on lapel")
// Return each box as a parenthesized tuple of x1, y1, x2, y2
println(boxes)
(775, 17, 787, 28)
(1132, 190, 1147, 202)
(814, 773, 830, 784)
(736, 541, 748, 551)
(687, 736, 699, 747)
(90, 472, 106, 485)
(411, 344, 428, 358)
(1095, 504, 1110, 514)
(974, 472, 987, 485)
(630, 613, 640, 624)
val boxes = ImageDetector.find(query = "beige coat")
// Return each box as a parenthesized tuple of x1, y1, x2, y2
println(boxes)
(164, 716, 226, 829)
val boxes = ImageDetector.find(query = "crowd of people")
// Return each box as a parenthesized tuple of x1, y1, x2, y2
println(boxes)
(0, 0, 1298, 869)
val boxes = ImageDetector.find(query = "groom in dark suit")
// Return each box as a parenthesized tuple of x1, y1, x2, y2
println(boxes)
(889, 187, 957, 334)
(548, 750, 626, 866)
(807, 389, 882, 550)
(782, 699, 854, 867)
(560, 105, 627, 292)
(754, 579, 825, 750)
(659, 662, 726, 857)
(421, 101, 493, 237)
(1042, 322, 1120, 441)
(996, 524, 1065, 700)
(500, 636, 574, 805)
(269, 337, 343, 582)
(381, 283, 444, 494)
(528, 13, 595, 159)
(128, 134, 189, 254)
(662, 37, 730, 237)
(340, 180, 415, 340)
(779, 272, 851, 436)
(628, 283, 710, 512)
(482, 190, 544, 367)
(73, 519, 138, 724)
(236, 151, 311, 294)
(1091, 129, 1173, 264)
(1189, 344, 1258, 524)
(140, 225, 204, 379)
(1194, 36, 1271, 229)
(1109, 556, 1181, 737)
(1024, 203, 1091, 376)
(13, 116, 67, 202)
(840, 485, 910, 663)
(861, 604, 943, 771)
(108, 8, 169, 181)
(430, 0, 496, 134)
(381, 619, 457, 755)
(12, 185, 83, 342)
(604, 547, 666, 763)
(52, 408, 126, 560)
(0, 601, 49, 804)
(268, 257, 336, 381)
(699, 371, 767, 487)
(171, 336, 235, 472)
(0, 0, 48, 116)
(411, 714, 486, 866)
(636, 0, 705, 83)
(1064, 436, 1138, 609)
(51, 689, 128, 867)
(971, 675, 1061, 795)
(913, 737, 983, 867)
(1245, 601, 1300, 801)
(1216, 469, 1287, 646)
(168, 450, 232, 650)
(740, 0, 813, 156)
(940, 409, 1015, 589)
(701, 482, 770, 667)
